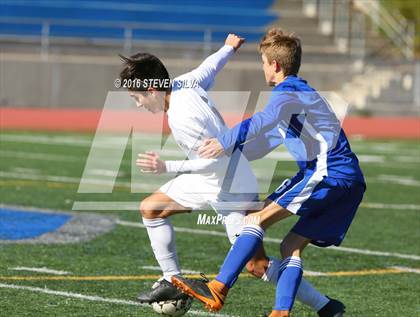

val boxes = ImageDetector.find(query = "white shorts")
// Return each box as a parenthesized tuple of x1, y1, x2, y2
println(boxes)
(159, 174, 258, 211)
(159, 174, 260, 244)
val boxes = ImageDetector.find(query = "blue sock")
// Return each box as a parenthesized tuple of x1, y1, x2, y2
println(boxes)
(215, 225, 264, 288)
(274, 256, 303, 311)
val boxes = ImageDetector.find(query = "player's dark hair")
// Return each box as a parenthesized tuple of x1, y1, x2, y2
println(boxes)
(259, 28, 301, 76)
(119, 53, 170, 91)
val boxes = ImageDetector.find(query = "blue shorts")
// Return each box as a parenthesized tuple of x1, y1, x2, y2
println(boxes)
(268, 170, 365, 247)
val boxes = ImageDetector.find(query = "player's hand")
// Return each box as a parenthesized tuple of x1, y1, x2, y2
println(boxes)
(198, 138, 225, 158)
(225, 33, 245, 51)
(136, 151, 166, 174)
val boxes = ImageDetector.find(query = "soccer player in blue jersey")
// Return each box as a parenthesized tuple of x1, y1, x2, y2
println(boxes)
(172, 28, 366, 317)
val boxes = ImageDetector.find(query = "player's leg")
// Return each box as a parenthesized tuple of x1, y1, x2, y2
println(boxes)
(172, 172, 320, 312)
(246, 244, 330, 313)
(219, 210, 247, 244)
(221, 200, 331, 313)
(140, 173, 220, 303)
(222, 200, 331, 313)
(138, 190, 191, 303)
(172, 199, 291, 311)
(270, 231, 345, 317)
(268, 178, 365, 316)
(140, 190, 191, 281)
(269, 232, 310, 317)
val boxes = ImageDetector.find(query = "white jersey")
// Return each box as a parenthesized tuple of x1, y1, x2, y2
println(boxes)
(163, 45, 259, 201)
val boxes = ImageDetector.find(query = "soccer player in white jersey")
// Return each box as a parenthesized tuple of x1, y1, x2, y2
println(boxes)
(119, 34, 341, 316)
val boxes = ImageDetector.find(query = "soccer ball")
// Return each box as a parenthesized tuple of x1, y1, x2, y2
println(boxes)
(151, 297, 193, 316)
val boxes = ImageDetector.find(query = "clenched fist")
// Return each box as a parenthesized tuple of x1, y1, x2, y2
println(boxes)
(225, 33, 245, 51)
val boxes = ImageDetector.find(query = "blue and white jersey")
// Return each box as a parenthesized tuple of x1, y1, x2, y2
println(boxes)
(218, 75, 365, 185)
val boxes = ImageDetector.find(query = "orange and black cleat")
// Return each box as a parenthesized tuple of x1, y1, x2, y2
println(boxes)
(171, 274, 228, 312)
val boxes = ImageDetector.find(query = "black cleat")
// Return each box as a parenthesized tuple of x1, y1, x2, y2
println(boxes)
(136, 277, 190, 303)
(318, 297, 346, 317)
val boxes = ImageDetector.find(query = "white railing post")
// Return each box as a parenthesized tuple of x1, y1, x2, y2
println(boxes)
(302, 0, 317, 18)
(414, 62, 420, 108)
(41, 21, 50, 60)
(123, 27, 132, 55)
(349, 9, 366, 61)
(334, 0, 351, 53)
(318, 0, 334, 36)
(406, 23, 415, 60)
(203, 28, 212, 58)
(353, 0, 415, 60)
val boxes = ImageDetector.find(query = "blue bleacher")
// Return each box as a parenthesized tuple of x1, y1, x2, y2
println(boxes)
(0, 0, 278, 43)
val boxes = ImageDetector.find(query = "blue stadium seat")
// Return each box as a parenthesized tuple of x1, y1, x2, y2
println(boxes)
(0, 0, 278, 43)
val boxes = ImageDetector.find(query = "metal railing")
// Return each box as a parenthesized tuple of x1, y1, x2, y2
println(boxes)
(304, 0, 415, 60)
(0, 17, 267, 58)
(353, 0, 415, 60)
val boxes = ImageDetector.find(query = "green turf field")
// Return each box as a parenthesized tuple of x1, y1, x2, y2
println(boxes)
(0, 131, 419, 316)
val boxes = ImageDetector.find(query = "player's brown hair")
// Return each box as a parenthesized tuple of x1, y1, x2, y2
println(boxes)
(259, 28, 301, 76)
(119, 53, 170, 91)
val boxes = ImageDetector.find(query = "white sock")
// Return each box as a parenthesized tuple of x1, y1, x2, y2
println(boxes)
(142, 217, 181, 282)
(222, 211, 246, 244)
(297, 278, 330, 311)
(262, 256, 329, 311)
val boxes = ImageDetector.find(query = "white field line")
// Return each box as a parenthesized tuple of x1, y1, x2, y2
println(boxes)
(3, 132, 418, 158)
(256, 152, 419, 164)
(0, 171, 91, 184)
(0, 135, 94, 147)
(73, 200, 420, 212)
(116, 220, 420, 261)
(72, 201, 140, 211)
(0, 134, 178, 149)
(0, 283, 234, 317)
(326, 246, 420, 261)
(4, 148, 419, 166)
(2, 165, 420, 197)
(351, 143, 419, 155)
(140, 265, 327, 277)
(303, 270, 328, 276)
(0, 150, 80, 162)
(141, 266, 201, 275)
(393, 156, 420, 164)
(72, 201, 264, 212)
(7, 167, 419, 190)
(253, 170, 420, 188)
(10, 167, 41, 174)
(0, 149, 185, 161)
(360, 202, 420, 211)
(8, 267, 71, 275)
(376, 174, 420, 187)
(2, 140, 419, 165)
(390, 266, 420, 274)
(142, 265, 325, 276)
(0, 171, 156, 191)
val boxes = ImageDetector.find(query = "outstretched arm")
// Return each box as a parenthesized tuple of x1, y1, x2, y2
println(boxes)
(136, 122, 230, 174)
(136, 152, 228, 174)
(198, 95, 291, 158)
(241, 127, 283, 161)
(184, 34, 245, 90)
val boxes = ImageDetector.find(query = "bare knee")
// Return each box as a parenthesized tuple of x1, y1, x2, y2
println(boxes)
(280, 233, 310, 258)
(280, 240, 295, 258)
(139, 196, 163, 219)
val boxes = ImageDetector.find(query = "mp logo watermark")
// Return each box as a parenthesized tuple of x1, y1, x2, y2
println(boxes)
(196, 213, 260, 226)
(72, 90, 349, 212)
